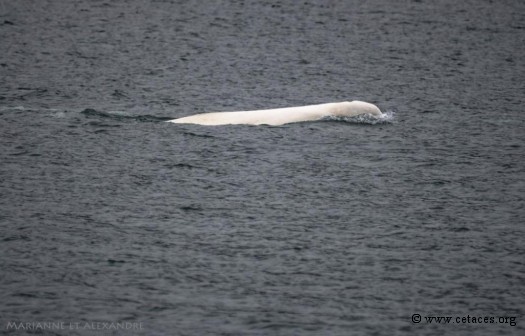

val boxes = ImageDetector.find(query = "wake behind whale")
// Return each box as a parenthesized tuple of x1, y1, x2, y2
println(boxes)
(167, 101, 385, 126)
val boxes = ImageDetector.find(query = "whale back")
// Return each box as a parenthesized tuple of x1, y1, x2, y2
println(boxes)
(331, 101, 382, 118)
(169, 101, 382, 126)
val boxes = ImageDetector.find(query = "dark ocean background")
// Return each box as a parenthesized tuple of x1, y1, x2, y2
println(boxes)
(1, 0, 524, 335)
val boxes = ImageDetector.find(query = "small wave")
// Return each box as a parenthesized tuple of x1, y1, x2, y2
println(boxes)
(80, 108, 172, 122)
(0, 105, 28, 111)
(323, 110, 395, 125)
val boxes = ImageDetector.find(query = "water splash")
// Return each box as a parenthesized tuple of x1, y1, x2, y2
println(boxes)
(323, 110, 395, 125)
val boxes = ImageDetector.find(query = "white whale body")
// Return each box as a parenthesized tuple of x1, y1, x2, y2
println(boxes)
(167, 101, 382, 126)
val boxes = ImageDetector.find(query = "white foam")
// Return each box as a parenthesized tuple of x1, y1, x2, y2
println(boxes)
(324, 110, 395, 125)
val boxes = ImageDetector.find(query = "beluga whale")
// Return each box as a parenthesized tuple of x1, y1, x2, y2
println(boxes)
(167, 101, 382, 126)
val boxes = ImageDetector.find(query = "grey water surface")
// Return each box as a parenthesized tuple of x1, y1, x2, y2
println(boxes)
(1, 0, 524, 335)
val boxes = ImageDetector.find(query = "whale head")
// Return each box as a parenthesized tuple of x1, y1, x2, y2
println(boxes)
(332, 101, 382, 118)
